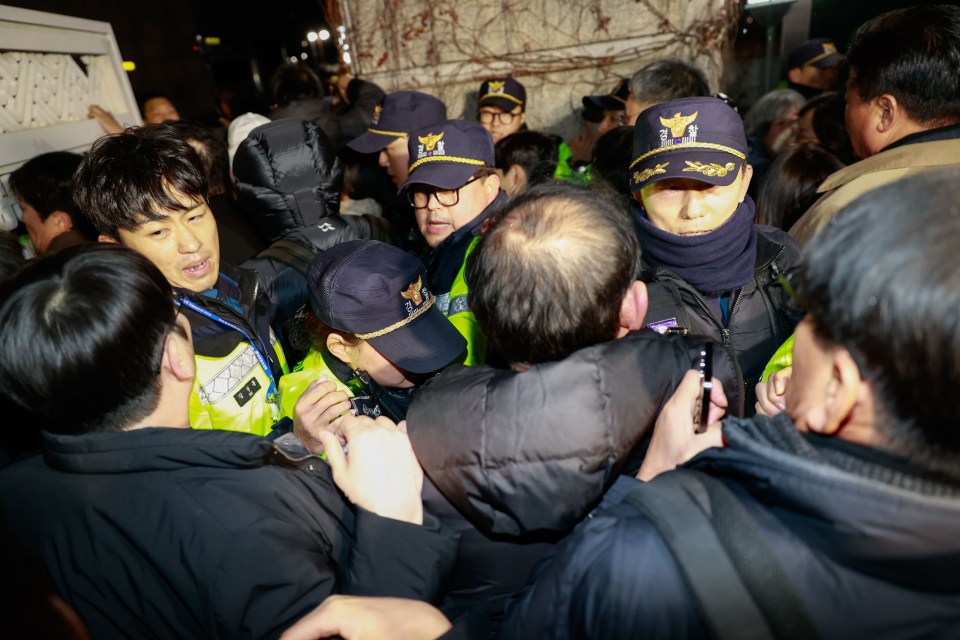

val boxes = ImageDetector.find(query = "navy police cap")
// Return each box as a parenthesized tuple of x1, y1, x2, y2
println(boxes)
(401, 119, 495, 192)
(347, 91, 447, 154)
(630, 96, 748, 192)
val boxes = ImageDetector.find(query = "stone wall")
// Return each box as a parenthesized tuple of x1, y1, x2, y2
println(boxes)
(335, 0, 740, 138)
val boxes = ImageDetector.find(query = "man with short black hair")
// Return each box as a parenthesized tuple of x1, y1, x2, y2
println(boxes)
(790, 5, 960, 246)
(9, 151, 93, 256)
(493, 130, 559, 195)
(74, 125, 287, 435)
(624, 59, 710, 125)
(0, 244, 457, 639)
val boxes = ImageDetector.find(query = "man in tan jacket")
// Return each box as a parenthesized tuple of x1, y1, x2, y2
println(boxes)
(790, 5, 960, 247)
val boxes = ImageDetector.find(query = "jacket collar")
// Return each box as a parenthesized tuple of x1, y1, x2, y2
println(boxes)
(689, 414, 960, 586)
(41, 428, 284, 474)
(817, 136, 960, 194)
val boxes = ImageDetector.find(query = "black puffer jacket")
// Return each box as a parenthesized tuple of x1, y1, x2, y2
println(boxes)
(233, 118, 392, 357)
(407, 331, 742, 631)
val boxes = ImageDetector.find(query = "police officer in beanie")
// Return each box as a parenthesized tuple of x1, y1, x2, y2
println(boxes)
(630, 97, 802, 408)
(400, 119, 507, 365)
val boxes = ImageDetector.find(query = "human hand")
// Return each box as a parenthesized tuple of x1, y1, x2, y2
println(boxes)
(293, 377, 353, 454)
(280, 595, 451, 640)
(568, 121, 598, 163)
(319, 416, 424, 525)
(337, 73, 353, 104)
(637, 370, 726, 482)
(754, 366, 792, 417)
(88, 104, 123, 135)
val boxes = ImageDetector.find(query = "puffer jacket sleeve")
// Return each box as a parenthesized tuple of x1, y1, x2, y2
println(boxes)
(406, 331, 689, 537)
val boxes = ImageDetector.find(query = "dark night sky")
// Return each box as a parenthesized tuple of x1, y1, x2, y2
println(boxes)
(8, 0, 334, 122)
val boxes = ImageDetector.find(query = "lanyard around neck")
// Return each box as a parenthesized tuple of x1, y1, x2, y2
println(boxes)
(177, 297, 279, 403)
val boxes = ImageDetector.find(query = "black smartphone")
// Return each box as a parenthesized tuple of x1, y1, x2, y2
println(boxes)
(695, 343, 713, 434)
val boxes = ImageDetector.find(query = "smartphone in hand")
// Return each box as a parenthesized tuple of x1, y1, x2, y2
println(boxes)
(695, 343, 713, 434)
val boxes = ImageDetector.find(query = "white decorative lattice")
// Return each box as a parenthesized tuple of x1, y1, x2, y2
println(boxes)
(0, 52, 111, 134)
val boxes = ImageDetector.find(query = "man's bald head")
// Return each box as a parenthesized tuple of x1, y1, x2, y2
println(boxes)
(467, 185, 641, 365)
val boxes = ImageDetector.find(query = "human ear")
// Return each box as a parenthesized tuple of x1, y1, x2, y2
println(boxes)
(509, 165, 527, 193)
(875, 94, 898, 133)
(98, 234, 119, 244)
(162, 330, 196, 384)
(738, 164, 754, 203)
(50, 211, 73, 231)
(483, 172, 501, 200)
(813, 348, 862, 435)
(326, 333, 357, 366)
(617, 280, 649, 337)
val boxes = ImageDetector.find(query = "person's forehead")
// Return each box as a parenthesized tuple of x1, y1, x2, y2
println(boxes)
(479, 105, 519, 113)
(145, 98, 174, 111)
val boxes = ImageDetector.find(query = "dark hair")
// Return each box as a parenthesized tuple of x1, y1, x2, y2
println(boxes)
(271, 64, 323, 107)
(796, 167, 960, 474)
(846, 5, 960, 125)
(755, 144, 845, 230)
(796, 91, 856, 164)
(137, 91, 175, 115)
(73, 124, 207, 237)
(628, 59, 710, 106)
(468, 184, 640, 365)
(494, 131, 559, 188)
(168, 120, 231, 197)
(591, 125, 635, 200)
(9, 151, 84, 223)
(0, 244, 178, 435)
(0, 232, 25, 281)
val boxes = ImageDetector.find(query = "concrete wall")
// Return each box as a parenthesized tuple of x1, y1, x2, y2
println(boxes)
(340, 0, 740, 138)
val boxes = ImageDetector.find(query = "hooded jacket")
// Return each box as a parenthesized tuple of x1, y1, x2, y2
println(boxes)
(233, 118, 393, 358)
(0, 427, 458, 640)
(502, 413, 960, 638)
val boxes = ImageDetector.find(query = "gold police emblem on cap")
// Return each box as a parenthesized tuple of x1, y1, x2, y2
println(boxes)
(683, 161, 736, 177)
(401, 276, 424, 306)
(418, 131, 444, 152)
(488, 80, 505, 93)
(633, 162, 669, 183)
(372, 104, 382, 125)
(660, 112, 699, 138)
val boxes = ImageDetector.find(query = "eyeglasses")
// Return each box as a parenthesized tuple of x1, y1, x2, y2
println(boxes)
(478, 110, 521, 125)
(406, 177, 479, 209)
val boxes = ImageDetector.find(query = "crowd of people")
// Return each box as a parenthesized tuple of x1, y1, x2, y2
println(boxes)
(2, 4, 960, 639)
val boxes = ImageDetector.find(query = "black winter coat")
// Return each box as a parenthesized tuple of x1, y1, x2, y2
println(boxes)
(0, 428, 458, 640)
(641, 226, 803, 407)
(407, 331, 741, 629)
(502, 414, 960, 639)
